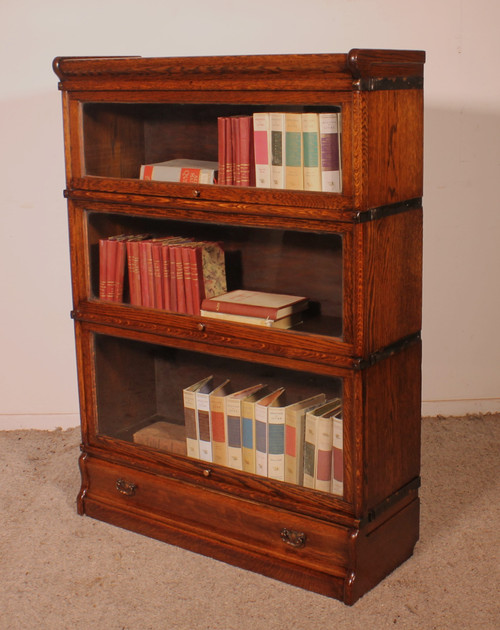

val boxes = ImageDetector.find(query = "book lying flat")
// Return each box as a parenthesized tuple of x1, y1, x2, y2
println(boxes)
(200, 310, 303, 329)
(133, 421, 187, 456)
(140, 159, 219, 184)
(200, 290, 308, 320)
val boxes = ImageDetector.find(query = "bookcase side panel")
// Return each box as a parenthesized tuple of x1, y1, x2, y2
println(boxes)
(357, 208, 423, 355)
(362, 340, 422, 510)
(364, 89, 424, 209)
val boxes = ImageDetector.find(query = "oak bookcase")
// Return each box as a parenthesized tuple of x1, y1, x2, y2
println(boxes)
(54, 49, 424, 605)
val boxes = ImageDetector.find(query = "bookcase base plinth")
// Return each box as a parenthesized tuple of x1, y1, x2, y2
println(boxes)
(78, 453, 419, 605)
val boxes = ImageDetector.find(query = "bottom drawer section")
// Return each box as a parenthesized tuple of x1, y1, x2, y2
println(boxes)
(81, 454, 351, 578)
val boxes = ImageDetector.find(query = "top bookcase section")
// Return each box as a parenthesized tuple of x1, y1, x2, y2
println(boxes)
(53, 49, 425, 221)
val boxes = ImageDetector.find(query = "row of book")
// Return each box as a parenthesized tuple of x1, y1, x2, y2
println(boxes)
(250, 111, 342, 192)
(138, 110, 342, 193)
(134, 377, 344, 496)
(98, 234, 227, 314)
(99, 235, 309, 328)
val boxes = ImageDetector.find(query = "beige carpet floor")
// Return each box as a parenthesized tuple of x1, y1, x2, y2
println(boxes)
(1, 415, 499, 630)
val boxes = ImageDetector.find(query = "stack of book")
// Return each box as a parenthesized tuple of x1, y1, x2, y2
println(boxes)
(98, 234, 227, 314)
(155, 376, 343, 495)
(200, 289, 308, 329)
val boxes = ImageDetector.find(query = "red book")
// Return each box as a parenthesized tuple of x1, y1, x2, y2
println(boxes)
(238, 115, 255, 187)
(225, 117, 234, 185)
(217, 117, 226, 185)
(113, 239, 127, 302)
(138, 240, 155, 308)
(151, 241, 164, 309)
(181, 245, 195, 315)
(172, 244, 187, 313)
(201, 290, 308, 320)
(99, 238, 108, 300)
(231, 117, 241, 185)
(126, 240, 142, 306)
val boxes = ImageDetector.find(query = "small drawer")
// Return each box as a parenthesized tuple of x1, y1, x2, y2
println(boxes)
(84, 455, 351, 576)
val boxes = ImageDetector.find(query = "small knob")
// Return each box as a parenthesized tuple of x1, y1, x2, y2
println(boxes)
(193, 189, 201, 198)
(197, 322, 205, 332)
(203, 469, 212, 478)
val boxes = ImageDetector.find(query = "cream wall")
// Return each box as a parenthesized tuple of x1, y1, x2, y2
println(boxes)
(1, 0, 499, 429)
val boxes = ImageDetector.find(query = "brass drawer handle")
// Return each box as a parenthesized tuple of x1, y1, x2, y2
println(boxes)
(280, 528, 306, 549)
(116, 479, 137, 496)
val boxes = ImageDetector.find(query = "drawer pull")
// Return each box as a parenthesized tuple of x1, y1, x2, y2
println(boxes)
(116, 479, 137, 496)
(280, 528, 306, 549)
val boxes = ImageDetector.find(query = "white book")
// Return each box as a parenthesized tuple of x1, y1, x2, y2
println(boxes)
(253, 112, 271, 188)
(331, 411, 344, 496)
(225, 384, 265, 470)
(284, 394, 326, 485)
(255, 388, 285, 477)
(183, 375, 213, 460)
(319, 112, 342, 193)
(270, 112, 286, 189)
(196, 380, 215, 462)
(268, 404, 286, 481)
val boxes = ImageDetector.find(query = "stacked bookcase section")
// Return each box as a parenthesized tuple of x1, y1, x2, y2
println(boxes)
(54, 49, 424, 605)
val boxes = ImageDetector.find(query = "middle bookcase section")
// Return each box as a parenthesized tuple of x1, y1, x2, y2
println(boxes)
(93, 333, 345, 498)
(86, 210, 344, 339)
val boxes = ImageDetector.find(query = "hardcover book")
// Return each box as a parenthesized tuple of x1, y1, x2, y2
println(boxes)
(241, 386, 270, 474)
(199, 310, 303, 329)
(183, 375, 214, 460)
(331, 409, 344, 495)
(253, 112, 271, 188)
(284, 113, 303, 190)
(319, 112, 342, 193)
(133, 421, 187, 456)
(210, 380, 232, 466)
(302, 113, 322, 192)
(255, 388, 286, 477)
(195, 377, 217, 463)
(303, 398, 342, 489)
(284, 393, 327, 485)
(225, 384, 266, 470)
(140, 159, 219, 184)
(270, 112, 286, 188)
(201, 290, 308, 321)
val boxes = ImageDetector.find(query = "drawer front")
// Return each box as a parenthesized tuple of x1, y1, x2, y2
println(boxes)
(83, 455, 351, 576)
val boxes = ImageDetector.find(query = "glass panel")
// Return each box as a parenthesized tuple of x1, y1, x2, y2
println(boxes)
(81, 103, 342, 193)
(88, 212, 343, 338)
(94, 334, 344, 497)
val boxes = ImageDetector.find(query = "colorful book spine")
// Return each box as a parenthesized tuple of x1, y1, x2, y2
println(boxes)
(183, 384, 200, 459)
(225, 384, 266, 470)
(210, 380, 231, 467)
(303, 399, 342, 489)
(253, 112, 271, 188)
(284, 394, 326, 485)
(331, 411, 344, 496)
(183, 375, 214, 460)
(241, 390, 268, 475)
(302, 113, 322, 192)
(319, 112, 342, 193)
(267, 404, 286, 481)
(284, 113, 303, 190)
(270, 112, 285, 189)
(255, 388, 285, 477)
(315, 413, 333, 492)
